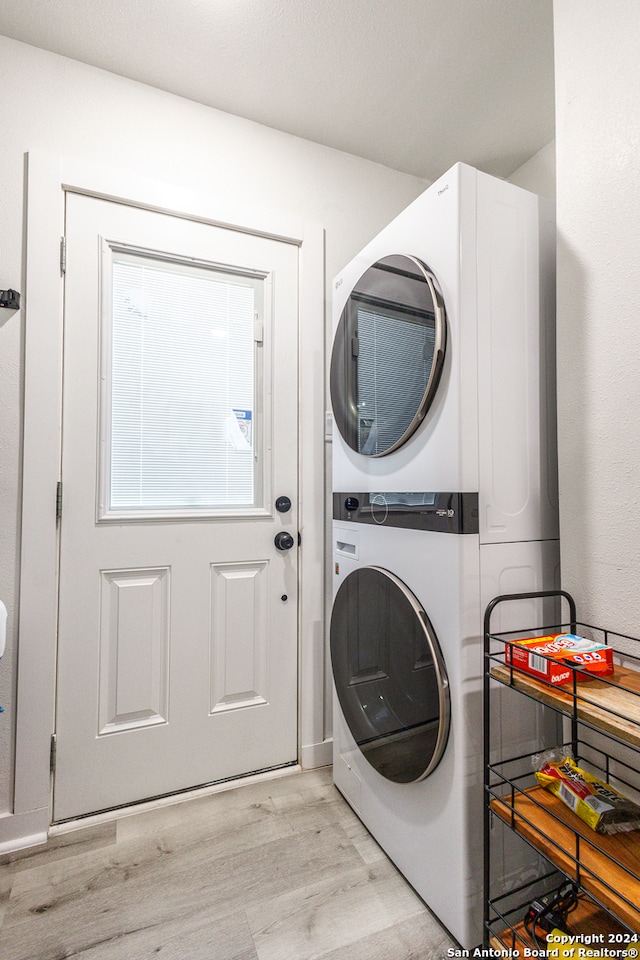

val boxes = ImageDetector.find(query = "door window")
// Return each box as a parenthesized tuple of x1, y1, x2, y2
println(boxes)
(330, 565, 450, 783)
(330, 255, 446, 456)
(100, 245, 265, 518)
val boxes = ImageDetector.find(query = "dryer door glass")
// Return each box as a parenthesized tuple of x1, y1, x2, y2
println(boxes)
(330, 255, 446, 457)
(330, 566, 450, 783)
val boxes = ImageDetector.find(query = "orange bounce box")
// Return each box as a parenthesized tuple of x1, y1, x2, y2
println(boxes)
(504, 633, 614, 686)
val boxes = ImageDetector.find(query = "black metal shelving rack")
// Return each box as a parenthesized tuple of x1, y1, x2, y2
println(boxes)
(483, 590, 640, 948)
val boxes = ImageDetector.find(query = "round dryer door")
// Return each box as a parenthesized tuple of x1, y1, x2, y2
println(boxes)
(330, 566, 450, 783)
(330, 254, 446, 457)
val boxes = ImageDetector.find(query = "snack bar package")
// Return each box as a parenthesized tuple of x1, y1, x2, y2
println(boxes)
(534, 751, 640, 834)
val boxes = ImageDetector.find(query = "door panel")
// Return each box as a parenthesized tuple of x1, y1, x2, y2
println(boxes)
(98, 566, 170, 734)
(209, 560, 270, 713)
(54, 193, 299, 821)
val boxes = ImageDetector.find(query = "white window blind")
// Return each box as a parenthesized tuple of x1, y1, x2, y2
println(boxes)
(107, 252, 261, 513)
(356, 307, 435, 455)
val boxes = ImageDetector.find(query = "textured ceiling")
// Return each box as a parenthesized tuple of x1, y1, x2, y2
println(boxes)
(0, 0, 555, 181)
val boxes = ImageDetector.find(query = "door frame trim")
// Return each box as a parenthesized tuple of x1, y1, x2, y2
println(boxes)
(13, 150, 326, 843)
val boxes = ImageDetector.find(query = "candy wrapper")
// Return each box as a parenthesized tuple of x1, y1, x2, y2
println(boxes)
(534, 750, 640, 834)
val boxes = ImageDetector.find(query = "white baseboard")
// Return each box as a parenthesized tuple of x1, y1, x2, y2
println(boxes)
(300, 738, 332, 769)
(0, 807, 49, 854)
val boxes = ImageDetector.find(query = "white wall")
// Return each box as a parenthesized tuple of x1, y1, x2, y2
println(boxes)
(554, 1, 640, 635)
(508, 140, 556, 201)
(0, 35, 427, 825)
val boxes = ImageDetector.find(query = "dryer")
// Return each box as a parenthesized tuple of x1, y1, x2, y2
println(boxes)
(329, 164, 560, 948)
(330, 162, 558, 548)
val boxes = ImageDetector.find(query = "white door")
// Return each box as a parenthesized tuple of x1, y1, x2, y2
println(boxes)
(54, 193, 299, 821)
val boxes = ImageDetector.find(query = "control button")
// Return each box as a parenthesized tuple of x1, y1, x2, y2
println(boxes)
(344, 497, 359, 513)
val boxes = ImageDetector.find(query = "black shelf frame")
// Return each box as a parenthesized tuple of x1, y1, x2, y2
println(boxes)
(483, 590, 640, 944)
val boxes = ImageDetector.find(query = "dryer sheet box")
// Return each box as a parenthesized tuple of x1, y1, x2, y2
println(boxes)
(504, 633, 614, 686)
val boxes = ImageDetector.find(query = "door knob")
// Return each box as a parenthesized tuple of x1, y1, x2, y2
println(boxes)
(274, 531, 295, 551)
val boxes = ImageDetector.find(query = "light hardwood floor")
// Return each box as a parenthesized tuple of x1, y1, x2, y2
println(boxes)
(0, 767, 456, 960)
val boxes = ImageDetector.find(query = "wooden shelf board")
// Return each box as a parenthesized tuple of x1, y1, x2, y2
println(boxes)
(489, 894, 629, 952)
(490, 663, 640, 748)
(490, 786, 640, 932)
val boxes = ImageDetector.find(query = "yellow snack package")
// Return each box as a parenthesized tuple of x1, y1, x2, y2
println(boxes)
(534, 752, 640, 834)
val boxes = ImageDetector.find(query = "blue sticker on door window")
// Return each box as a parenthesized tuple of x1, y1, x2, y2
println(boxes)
(226, 409, 253, 450)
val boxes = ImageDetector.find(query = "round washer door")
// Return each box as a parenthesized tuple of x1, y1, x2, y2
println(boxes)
(330, 566, 450, 783)
(330, 254, 446, 457)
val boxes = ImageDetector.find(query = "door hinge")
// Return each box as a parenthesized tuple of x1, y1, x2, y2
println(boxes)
(50, 733, 57, 774)
(56, 481, 63, 521)
(60, 236, 67, 275)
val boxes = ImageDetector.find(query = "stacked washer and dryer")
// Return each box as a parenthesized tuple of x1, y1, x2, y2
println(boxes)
(329, 163, 560, 948)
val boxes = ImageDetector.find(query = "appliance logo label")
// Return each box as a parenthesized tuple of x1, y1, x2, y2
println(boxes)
(438, 183, 449, 196)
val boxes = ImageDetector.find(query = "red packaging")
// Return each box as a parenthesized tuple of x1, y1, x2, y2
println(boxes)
(504, 633, 614, 686)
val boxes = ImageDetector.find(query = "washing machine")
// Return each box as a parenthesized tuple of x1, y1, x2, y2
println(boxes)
(331, 520, 559, 948)
(329, 164, 560, 948)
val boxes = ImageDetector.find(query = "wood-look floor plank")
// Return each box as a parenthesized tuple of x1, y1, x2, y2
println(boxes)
(0, 768, 454, 960)
(3, 824, 364, 960)
(0, 821, 117, 872)
(315, 911, 455, 960)
(337, 814, 386, 865)
(246, 859, 435, 960)
(0, 868, 12, 930)
(84, 908, 259, 960)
